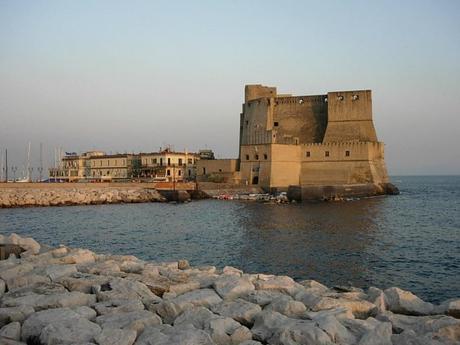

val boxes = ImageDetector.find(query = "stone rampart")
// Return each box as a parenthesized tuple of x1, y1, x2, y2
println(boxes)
(0, 187, 165, 208)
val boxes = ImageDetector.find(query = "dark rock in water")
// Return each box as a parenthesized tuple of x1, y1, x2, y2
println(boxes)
(0, 244, 25, 260)
(383, 183, 400, 195)
(159, 190, 191, 202)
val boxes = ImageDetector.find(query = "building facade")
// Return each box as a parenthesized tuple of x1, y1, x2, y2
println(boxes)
(89, 154, 140, 181)
(238, 84, 396, 199)
(139, 149, 199, 182)
(49, 151, 105, 182)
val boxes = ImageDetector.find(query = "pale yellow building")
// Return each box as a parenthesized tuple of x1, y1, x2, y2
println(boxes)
(89, 154, 140, 181)
(139, 148, 199, 182)
(49, 151, 105, 182)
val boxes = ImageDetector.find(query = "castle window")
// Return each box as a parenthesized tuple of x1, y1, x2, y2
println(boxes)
(255, 154, 259, 160)
(264, 154, 268, 160)
(299, 99, 304, 104)
(178, 170, 181, 176)
(245, 154, 249, 160)
(274, 122, 279, 127)
(167, 169, 171, 176)
(306, 151, 310, 157)
(219, 169, 222, 172)
(325, 151, 330, 157)
(337, 95, 344, 101)
(245, 120, 248, 126)
(324, 97, 328, 103)
(352, 95, 359, 101)
(345, 150, 350, 157)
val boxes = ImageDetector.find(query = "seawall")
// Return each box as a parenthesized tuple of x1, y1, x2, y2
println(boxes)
(0, 187, 165, 208)
(0, 233, 458, 345)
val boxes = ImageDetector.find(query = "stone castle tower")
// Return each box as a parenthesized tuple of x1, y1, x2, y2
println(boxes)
(238, 84, 397, 200)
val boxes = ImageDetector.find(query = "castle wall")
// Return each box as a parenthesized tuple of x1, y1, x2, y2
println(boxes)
(323, 90, 378, 142)
(245, 84, 276, 102)
(273, 95, 327, 144)
(240, 99, 273, 145)
(239, 144, 272, 187)
(300, 142, 388, 185)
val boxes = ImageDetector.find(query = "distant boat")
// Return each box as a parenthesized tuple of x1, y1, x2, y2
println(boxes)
(17, 142, 32, 183)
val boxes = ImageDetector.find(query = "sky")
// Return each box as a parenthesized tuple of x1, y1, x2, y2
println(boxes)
(0, 0, 459, 177)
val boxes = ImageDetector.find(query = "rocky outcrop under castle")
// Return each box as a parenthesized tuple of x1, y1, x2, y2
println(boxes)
(0, 188, 165, 208)
(0, 233, 459, 345)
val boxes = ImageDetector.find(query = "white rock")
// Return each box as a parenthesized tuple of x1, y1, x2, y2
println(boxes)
(153, 289, 222, 324)
(174, 306, 218, 330)
(384, 287, 434, 316)
(95, 310, 162, 334)
(204, 316, 252, 345)
(392, 329, 442, 345)
(377, 311, 460, 334)
(0, 321, 21, 340)
(313, 314, 356, 344)
(0, 306, 35, 327)
(211, 298, 262, 326)
(222, 266, 243, 276)
(93, 299, 145, 316)
(265, 295, 306, 318)
(243, 290, 286, 306)
(39, 317, 101, 345)
(45, 264, 77, 281)
(251, 310, 332, 344)
(74, 306, 97, 320)
(95, 327, 137, 345)
(21, 308, 82, 341)
(310, 296, 378, 319)
(358, 321, 392, 345)
(213, 275, 255, 300)
(254, 275, 299, 295)
(134, 324, 214, 345)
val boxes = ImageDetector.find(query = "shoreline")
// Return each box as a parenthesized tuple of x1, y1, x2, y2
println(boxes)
(0, 233, 459, 344)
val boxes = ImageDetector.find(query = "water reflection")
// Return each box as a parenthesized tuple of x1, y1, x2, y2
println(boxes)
(236, 198, 384, 287)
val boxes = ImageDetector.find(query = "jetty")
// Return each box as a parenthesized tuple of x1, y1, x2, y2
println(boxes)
(0, 233, 458, 344)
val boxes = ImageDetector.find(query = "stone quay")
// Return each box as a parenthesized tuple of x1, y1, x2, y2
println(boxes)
(0, 233, 459, 345)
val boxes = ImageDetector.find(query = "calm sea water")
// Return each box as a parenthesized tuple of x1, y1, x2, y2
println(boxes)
(0, 176, 459, 303)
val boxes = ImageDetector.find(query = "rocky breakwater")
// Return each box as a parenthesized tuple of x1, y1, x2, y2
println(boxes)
(0, 188, 165, 208)
(0, 233, 459, 345)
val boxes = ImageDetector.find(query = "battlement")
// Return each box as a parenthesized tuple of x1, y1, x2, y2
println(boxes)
(274, 95, 327, 105)
(245, 84, 277, 102)
(302, 141, 383, 148)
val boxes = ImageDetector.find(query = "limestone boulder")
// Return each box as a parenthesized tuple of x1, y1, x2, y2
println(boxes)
(95, 310, 162, 334)
(251, 310, 332, 344)
(204, 316, 253, 345)
(384, 287, 434, 316)
(173, 306, 217, 330)
(134, 324, 214, 345)
(93, 299, 145, 316)
(39, 318, 101, 345)
(211, 298, 262, 326)
(94, 327, 137, 345)
(21, 307, 82, 341)
(213, 275, 255, 300)
(254, 275, 300, 296)
(152, 288, 222, 324)
(0, 306, 35, 327)
(312, 314, 356, 345)
(2, 233, 40, 255)
(45, 264, 77, 281)
(57, 273, 111, 294)
(0, 321, 21, 340)
(358, 322, 392, 345)
(243, 290, 286, 307)
(308, 296, 378, 319)
(264, 295, 307, 318)
(96, 278, 161, 305)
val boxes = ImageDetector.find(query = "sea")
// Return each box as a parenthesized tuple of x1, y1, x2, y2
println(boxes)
(0, 175, 459, 303)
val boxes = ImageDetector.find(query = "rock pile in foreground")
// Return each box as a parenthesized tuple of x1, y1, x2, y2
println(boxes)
(0, 233, 459, 345)
(0, 188, 165, 208)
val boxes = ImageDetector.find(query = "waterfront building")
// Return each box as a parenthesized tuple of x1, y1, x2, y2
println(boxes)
(49, 151, 105, 182)
(88, 154, 140, 181)
(139, 148, 199, 182)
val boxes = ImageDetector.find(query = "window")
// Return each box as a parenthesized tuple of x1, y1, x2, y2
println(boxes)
(160, 158, 163, 166)
(178, 170, 181, 176)
(203, 167, 206, 175)
(345, 150, 350, 157)
(188, 169, 191, 176)
(245, 154, 249, 160)
(188, 158, 193, 164)
(100, 161, 102, 166)
(167, 158, 171, 166)
(306, 151, 310, 157)
(255, 154, 259, 160)
(274, 121, 279, 127)
(264, 154, 268, 160)
(167, 170, 171, 176)
(352, 95, 359, 101)
(325, 151, 329, 157)
(245, 120, 249, 126)
(178, 158, 183, 166)
(337, 95, 344, 101)
(107, 160, 109, 166)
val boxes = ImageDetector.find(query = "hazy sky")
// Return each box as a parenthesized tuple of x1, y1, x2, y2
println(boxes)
(1, 0, 459, 176)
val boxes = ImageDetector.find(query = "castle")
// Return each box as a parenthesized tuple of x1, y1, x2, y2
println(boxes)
(198, 84, 398, 200)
